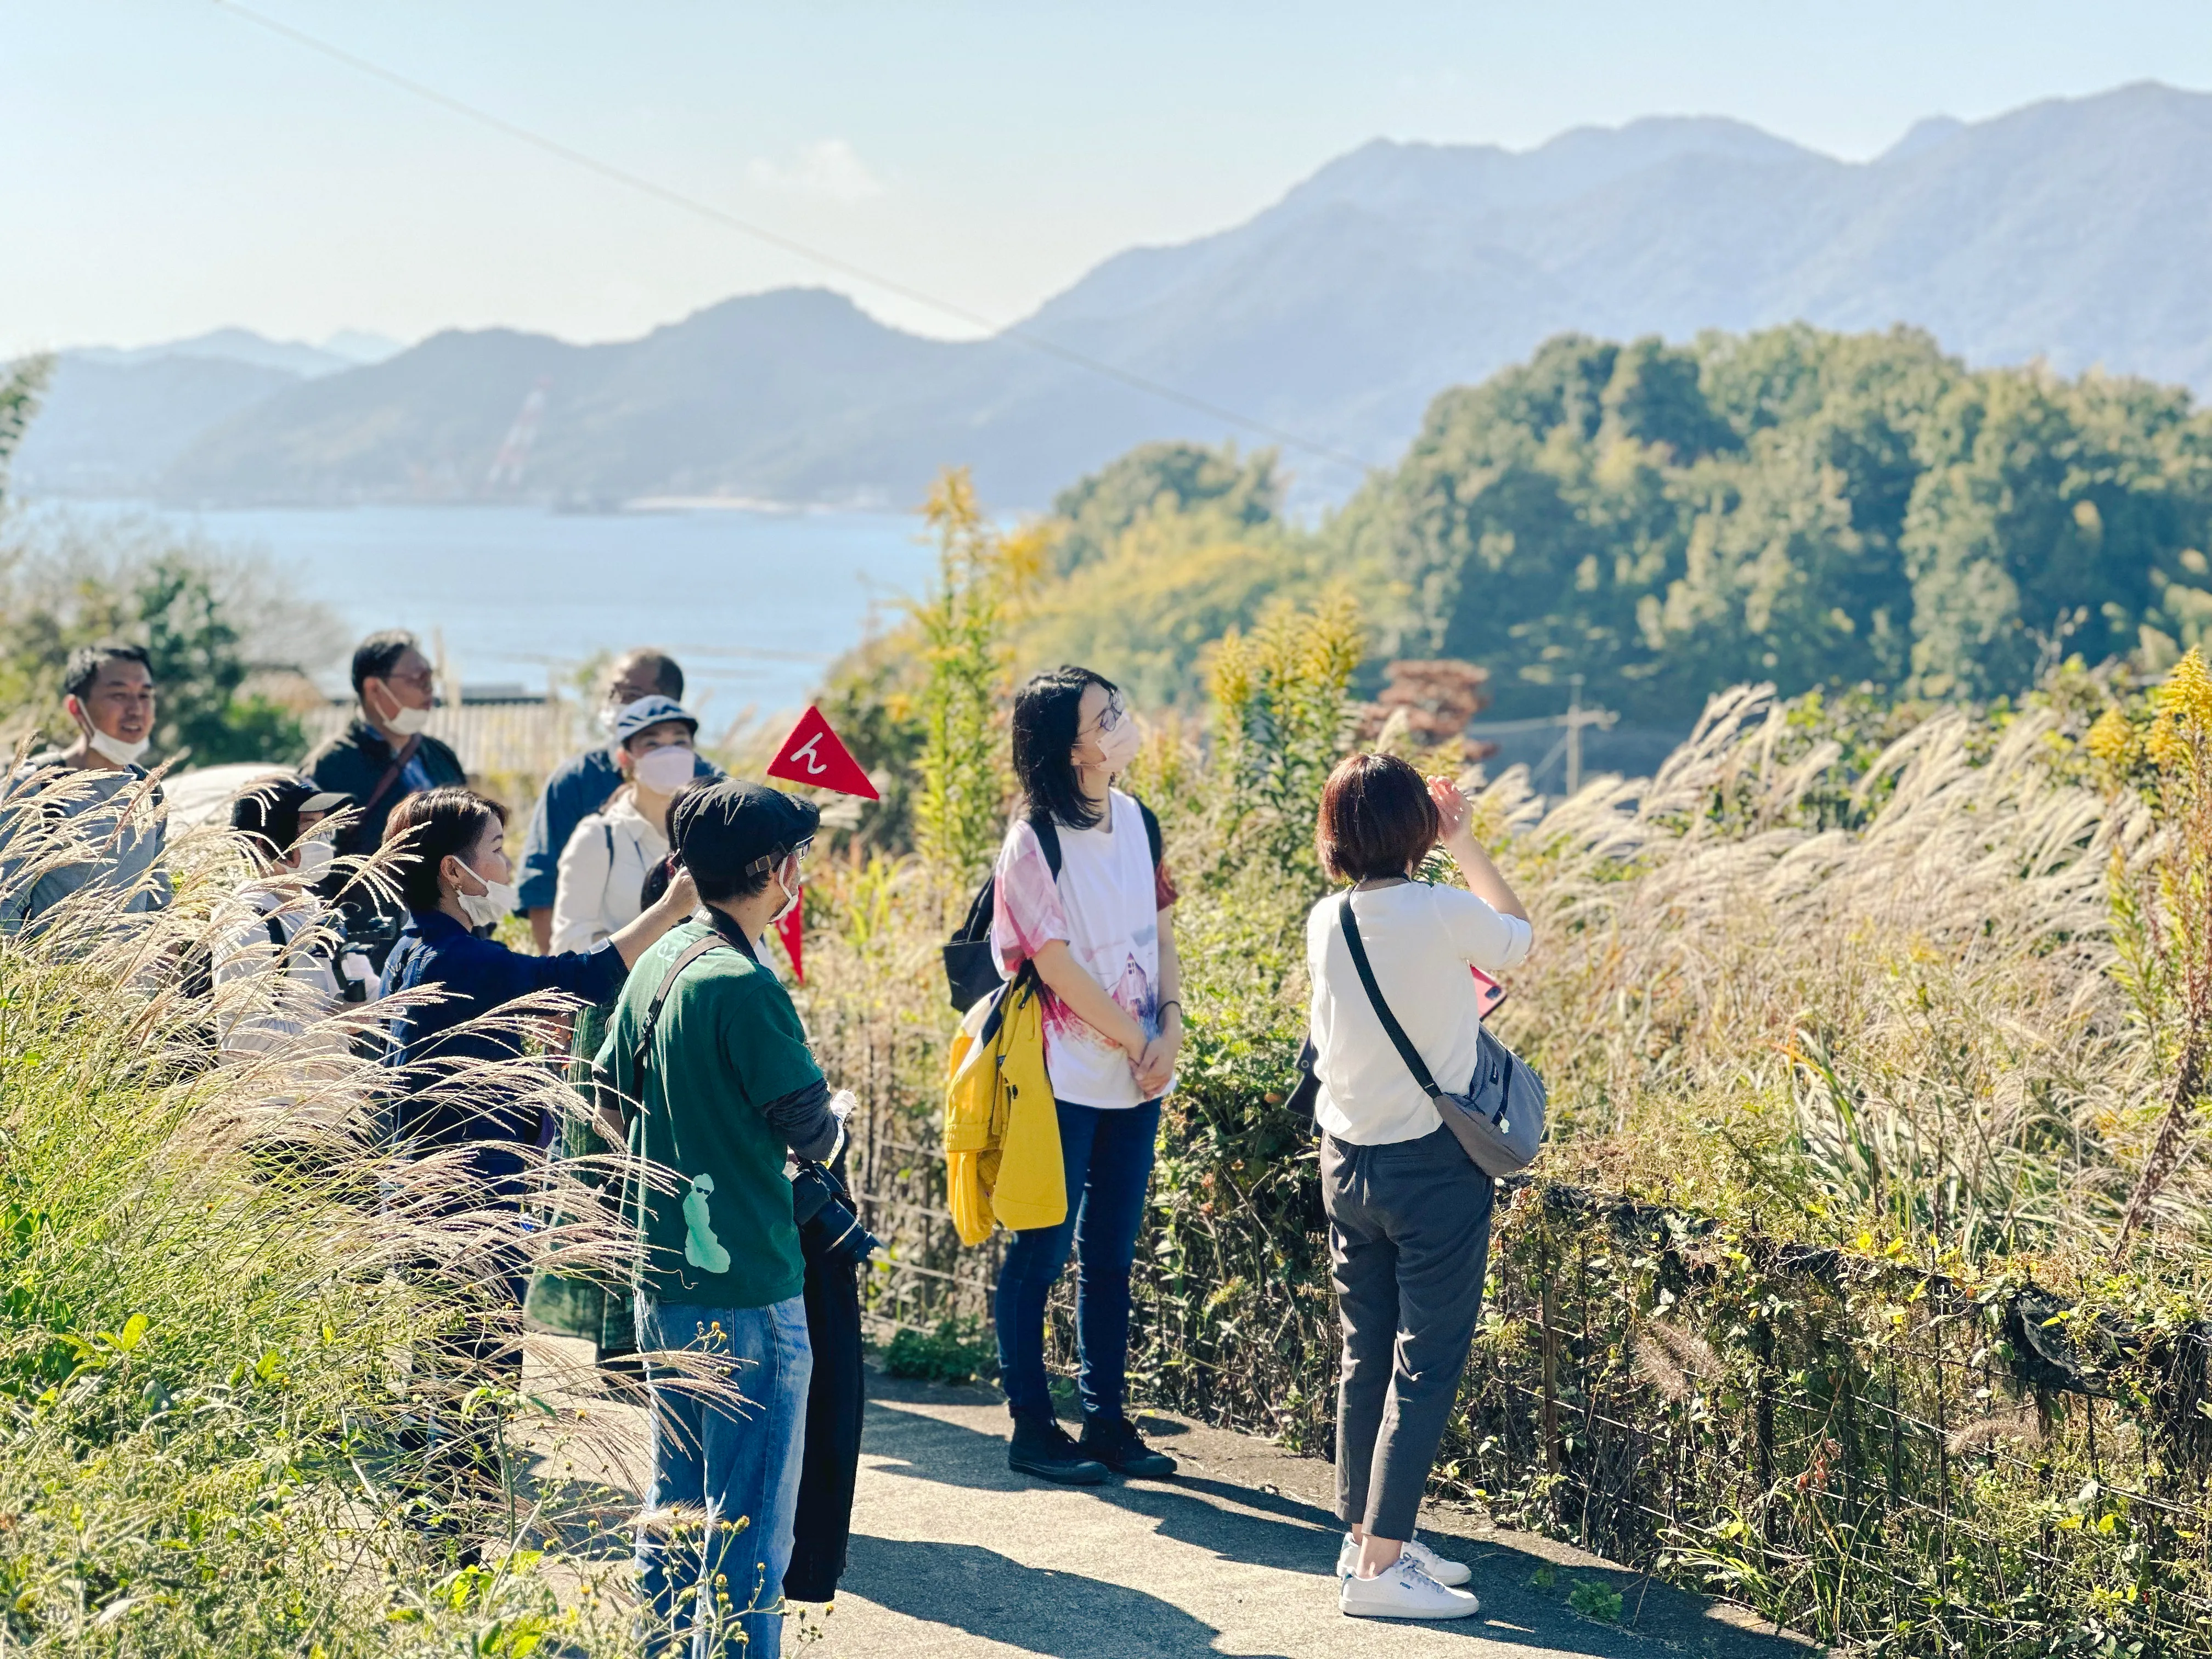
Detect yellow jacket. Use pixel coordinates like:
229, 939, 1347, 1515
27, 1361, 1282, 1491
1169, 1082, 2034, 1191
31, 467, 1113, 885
944, 974, 1065, 1245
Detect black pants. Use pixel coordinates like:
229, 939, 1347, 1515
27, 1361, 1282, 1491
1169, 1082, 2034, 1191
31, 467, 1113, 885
1322, 1125, 1494, 1541
782, 1217, 866, 1602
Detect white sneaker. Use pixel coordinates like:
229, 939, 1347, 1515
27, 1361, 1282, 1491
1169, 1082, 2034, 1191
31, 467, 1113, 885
1339, 1555, 1481, 1620
1335, 1533, 1472, 1587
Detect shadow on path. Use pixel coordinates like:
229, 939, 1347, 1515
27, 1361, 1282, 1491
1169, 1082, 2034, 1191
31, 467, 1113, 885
848, 1536, 1294, 1659
856, 1385, 1815, 1659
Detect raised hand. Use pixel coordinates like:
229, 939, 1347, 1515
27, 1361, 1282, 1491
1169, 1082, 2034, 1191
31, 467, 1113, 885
1428, 774, 1473, 842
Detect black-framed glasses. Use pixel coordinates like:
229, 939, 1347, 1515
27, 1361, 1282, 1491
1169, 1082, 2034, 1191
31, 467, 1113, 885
1087, 695, 1127, 737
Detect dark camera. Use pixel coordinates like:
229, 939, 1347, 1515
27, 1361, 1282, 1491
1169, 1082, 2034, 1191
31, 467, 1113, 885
791, 1164, 880, 1267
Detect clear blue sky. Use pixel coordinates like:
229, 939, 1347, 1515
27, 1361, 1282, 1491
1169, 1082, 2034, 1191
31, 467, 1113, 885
5, 1, 2208, 357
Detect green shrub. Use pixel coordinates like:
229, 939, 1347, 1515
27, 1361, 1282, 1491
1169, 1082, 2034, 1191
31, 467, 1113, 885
1567, 1578, 1623, 1622
881, 1318, 996, 1385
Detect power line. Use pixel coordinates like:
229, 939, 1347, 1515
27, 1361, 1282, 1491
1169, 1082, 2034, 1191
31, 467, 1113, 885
207, 0, 1379, 477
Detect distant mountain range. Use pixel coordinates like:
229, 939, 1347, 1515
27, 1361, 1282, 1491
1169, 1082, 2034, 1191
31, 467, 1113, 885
16, 329, 404, 496
17, 80, 2212, 510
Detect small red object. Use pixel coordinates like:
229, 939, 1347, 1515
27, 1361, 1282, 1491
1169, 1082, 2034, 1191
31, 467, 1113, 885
776, 905, 804, 985
766, 705, 878, 799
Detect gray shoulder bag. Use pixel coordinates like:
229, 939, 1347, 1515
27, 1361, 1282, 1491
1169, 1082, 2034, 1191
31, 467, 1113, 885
1336, 892, 1546, 1178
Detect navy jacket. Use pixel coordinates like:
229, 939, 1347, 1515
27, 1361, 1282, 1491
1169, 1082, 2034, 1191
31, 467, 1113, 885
380, 909, 628, 1198
517, 744, 720, 913
305, 718, 467, 860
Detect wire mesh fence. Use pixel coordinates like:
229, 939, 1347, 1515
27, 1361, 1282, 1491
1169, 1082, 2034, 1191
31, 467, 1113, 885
825, 1029, 2212, 1656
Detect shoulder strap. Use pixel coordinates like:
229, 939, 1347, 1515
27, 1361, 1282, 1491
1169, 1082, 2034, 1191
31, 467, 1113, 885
633, 934, 730, 1072
1031, 811, 1062, 879
1135, 797, 1163, 868
1338, 893, 1442, 1100
264, 913, 289, 953
359, 734, 422, 819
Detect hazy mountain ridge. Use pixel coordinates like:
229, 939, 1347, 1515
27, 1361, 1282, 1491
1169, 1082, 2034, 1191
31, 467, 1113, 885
27, 80, 2212, 510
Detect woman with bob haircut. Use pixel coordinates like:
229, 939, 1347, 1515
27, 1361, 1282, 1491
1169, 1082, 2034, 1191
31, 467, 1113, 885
377, 786, 698, 1227
989, 666, 1183, 1487
1306, 752, 1531, 1621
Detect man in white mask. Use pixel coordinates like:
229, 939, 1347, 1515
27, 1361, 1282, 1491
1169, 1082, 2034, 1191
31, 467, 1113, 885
0, 641, 172, 936
304, 630, 467, 966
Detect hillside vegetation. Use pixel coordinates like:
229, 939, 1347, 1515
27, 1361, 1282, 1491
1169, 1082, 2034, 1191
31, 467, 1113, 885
808, 476, 2212, 1651
1003, 323, 2212, 723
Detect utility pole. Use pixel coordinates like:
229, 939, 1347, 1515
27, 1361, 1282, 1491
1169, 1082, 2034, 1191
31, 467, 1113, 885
1566, 674, 1584, 796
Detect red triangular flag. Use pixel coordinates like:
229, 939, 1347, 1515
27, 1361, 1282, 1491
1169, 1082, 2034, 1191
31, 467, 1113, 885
766, 705, 878, 799
776, 904, 803, 984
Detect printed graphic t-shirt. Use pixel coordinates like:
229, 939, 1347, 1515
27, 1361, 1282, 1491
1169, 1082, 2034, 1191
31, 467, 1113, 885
990, 789, 1177, 1109
597, 917, 821, 1308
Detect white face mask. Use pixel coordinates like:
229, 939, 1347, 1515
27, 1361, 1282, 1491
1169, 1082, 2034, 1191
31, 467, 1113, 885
385, 704, 432, 737
631, 743, 696, 795
772, 857, 802, 926
294, 837, 336, 877
451, 859, 518, 929
72, 697, 150, 766
87, 727, 151, 767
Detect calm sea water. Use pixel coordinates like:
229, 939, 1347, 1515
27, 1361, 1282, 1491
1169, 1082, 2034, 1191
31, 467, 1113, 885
24, 500, 939, 720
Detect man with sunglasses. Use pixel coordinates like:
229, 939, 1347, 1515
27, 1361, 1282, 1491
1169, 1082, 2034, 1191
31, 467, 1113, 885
598, 778, 845, 1658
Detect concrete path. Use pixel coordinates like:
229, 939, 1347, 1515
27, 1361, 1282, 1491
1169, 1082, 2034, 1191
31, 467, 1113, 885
521, 1341, 1815, 1658
809, 1372, 1810, 1659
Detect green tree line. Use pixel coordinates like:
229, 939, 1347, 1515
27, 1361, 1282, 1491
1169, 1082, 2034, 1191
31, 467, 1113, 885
1009, 324, 2212, 721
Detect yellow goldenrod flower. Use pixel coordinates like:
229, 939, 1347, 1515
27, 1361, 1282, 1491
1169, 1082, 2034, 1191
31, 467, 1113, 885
2147, 715, 2191, 771
2085, 706, 2136, 768
2146, 648, 2212, 769
2157, 647, 2212, 726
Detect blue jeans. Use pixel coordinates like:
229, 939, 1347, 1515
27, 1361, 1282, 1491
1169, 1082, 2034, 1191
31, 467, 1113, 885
994, 1098, 1161, 1424
634, 1296, 812, 1659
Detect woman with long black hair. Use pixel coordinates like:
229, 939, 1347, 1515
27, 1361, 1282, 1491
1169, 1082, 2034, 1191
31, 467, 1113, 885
990, 667, 1182, 1485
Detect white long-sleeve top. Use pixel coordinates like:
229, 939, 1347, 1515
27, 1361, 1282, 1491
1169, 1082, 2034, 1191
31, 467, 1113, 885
213, 881, 346, 1059
551, 789, 670, 956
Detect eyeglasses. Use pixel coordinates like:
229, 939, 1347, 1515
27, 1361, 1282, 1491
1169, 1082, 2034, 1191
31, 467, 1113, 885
742, 838, 815, 877
1086, 695, 1127, 737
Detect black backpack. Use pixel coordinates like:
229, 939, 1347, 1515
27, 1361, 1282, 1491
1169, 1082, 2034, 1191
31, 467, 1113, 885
941, 798, 1162, 1012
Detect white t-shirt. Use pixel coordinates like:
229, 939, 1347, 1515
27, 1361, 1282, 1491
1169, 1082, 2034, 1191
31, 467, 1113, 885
1306, 881, 1533, 1147
551, 791, 670, 955
990, 789, 1176, 1109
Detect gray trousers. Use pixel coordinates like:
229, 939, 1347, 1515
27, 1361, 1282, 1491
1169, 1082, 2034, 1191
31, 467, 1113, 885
1322, 1124, 1496, 1541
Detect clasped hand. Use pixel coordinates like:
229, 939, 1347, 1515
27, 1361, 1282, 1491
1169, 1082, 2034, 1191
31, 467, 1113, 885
1130, 1022, 1181, 1098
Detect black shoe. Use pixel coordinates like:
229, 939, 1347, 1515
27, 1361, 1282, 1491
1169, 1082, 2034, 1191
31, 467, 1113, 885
1081, 1414, 1178, 1479
1007, 1417, 1110, 1486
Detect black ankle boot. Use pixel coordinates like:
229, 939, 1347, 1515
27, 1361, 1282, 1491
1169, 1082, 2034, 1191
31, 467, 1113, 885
1007, 1415, 1110, 1486
1080, 1414, 1178, 1479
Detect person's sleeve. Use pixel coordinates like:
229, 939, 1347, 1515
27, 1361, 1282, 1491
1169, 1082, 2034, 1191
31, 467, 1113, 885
989, 821, 1069, 977
721, 977, 823, 1109
1433, 885, 1532, 972
693, 752, 723, 781
549, 817, 610, 954
515, 766, 565, 912
1153, 857, 1179, 911
759, 1076, 842, 1163
518, 936, 629, 1005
